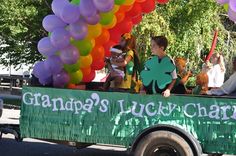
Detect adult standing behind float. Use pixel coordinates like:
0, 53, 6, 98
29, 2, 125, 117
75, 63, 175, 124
207, 56, 236, 96
110, 33, 140, 92
203, 53, 226, 89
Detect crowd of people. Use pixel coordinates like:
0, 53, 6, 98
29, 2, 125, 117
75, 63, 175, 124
104, 33, 236, 98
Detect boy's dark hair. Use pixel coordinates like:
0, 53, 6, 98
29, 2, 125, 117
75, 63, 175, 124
151, 36, 168, 51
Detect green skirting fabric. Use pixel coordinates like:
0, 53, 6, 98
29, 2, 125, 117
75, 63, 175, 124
20, 87, 236, 154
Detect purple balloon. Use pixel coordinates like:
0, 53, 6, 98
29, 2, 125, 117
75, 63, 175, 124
228, 7, 236, 22
44, 56, 63, 75
33, 61, 52, 79
39, 76, 53, 86
37, 37, 58, 57
60, 45, 80, 64
93, 0, 114, 12
84, 13, 100, 25
50, 28, 71, 49
69, 20, 88, 40
61, 4, 80, 24
229, 0, 236, 12
79, 0, 97, 18
216, 0, 229, 5
42, 15, 67, 32
52, 0, 70, 17
53, 71, 70, 88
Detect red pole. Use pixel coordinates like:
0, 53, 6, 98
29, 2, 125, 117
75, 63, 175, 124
205, 29, 218, 62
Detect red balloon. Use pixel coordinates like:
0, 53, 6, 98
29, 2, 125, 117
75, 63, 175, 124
104, 41, 116, 57
82, 70, 96, 82
116, 11, 125, 23
126, 3, 142, 18
141, 0, 156, 13
118, 17, 133, 34
156, 0, 169, 4
132, 14, 143, 25
109, 26, 122, 43
91, 59, 105, 70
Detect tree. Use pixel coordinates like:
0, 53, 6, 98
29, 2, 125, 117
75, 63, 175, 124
133, 0, 236, 77
0, 0, 52, 68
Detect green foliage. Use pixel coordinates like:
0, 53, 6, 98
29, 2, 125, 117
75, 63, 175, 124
0, 0, 52, 68
133, 0, 236, 76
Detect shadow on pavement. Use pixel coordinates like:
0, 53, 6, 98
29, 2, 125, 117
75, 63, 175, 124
0, 137, 131, 156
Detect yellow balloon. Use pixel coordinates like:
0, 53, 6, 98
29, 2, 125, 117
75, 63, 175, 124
69, 70, 83, 84
79, 54, 93, 68
103, 16, 117, 29
112, 5, 120, 13
86, 24, 102, 39
123, 0, 135, 6
91, 39, 95, 48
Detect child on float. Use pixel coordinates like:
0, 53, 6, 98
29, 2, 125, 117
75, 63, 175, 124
189, 72, 209, 95
141, 36, 177, 97
109, 33, 140, 92
172, 57, 192, 94
202, 53, 225, 89
103, 45, 125, 89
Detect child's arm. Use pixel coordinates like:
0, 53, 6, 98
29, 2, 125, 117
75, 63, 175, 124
111, 55, 132, 67
162, 79, 176, 97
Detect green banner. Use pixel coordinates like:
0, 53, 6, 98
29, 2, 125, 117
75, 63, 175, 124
20, 87, 236, 154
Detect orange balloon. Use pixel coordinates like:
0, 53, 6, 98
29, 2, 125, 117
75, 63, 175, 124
112, 5, 120, 13
79, 54, 93, 68
95, 29, 110, 45
119, 4, 133, 12
67, 83, 77, 89
116, 11, 125, 23
136, 0, 146, 2
91, 45, 105, 61
91, 39, 95, 48
123, 0, 135, 6
81, 67, 91, 76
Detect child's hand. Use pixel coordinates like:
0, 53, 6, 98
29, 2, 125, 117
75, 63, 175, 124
162, 89, 171, 97
187, 71, 192, 77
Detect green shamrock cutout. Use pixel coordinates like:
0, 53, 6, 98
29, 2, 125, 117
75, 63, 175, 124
140, 56, 176, 94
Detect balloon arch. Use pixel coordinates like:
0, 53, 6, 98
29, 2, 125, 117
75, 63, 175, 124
34, 0, 236, 88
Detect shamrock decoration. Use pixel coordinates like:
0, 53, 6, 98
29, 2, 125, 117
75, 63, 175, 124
140, 56, 176, 94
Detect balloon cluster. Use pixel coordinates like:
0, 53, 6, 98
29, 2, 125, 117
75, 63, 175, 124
217, 0, 236, 22
33, 0, 169, 88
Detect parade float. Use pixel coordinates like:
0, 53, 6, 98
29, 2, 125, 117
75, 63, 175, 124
1, 0, 236, 156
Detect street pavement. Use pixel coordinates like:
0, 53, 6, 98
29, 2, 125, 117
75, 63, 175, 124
0, 108, 234, 156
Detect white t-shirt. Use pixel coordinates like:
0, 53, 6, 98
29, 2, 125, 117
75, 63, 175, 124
207, 64, 225, 88
207, 72, 236, 95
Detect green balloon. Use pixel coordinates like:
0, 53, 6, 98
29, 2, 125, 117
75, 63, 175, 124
223, 4, 229, 12
100, 12, 114, 25
115, 0, 125, 5
69, 70, 83, 84
71, 0, 80, 5
71, 39, 92, 56
127, 61, 134, 75
64, 60, 80, 73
